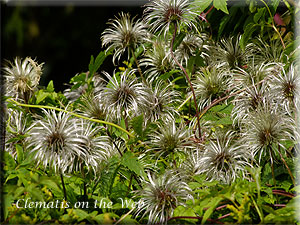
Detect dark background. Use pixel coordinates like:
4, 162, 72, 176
1, 2, 145, 91
1, 1, 293, 92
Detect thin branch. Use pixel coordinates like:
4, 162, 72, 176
130, 47, 145, 82
60, 173, 67, 201
114, 208, 135, 225
272, 190, 295, 198
217, 213, 231, 220
198, 78, 267, 121
170, 22, 202, 139
7, 98, 134, 138
277, 145, 295, 186
260, 0, 285, 49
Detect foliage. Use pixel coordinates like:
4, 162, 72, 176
2, 0, 299, 224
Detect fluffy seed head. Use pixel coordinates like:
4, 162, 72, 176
210, 36, 254, 69
101, 12, 148, 64
193, 67, 229, 108
3, 57, 43, 102
6, 109, 31, 159
134, 171, 193, 224
147, 120, 194, 158
196, 131, 253, 184
175, 32, 209, 65
143, 0, 198, 37
241, 105, 294, 164
140, 38, 174, 82
139, 80, 180, 121
101, 69, 147, 120
28, 110, 88, 174
269, 63, 300, 114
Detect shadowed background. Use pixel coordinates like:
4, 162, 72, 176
1, 1, 146, 91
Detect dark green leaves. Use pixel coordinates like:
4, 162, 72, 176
194, 0, 213, 13
121, 152, 146, 178
213, 0, 229, 14
88, 50, 112, 78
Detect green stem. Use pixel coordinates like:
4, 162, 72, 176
177, 94, 192, 110
130, 47, 145, 82
260, 0, 285, 49
250, 195, 264, 223
7, 98, 134, 138
60, 173, 67, 201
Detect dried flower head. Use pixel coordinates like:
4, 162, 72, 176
140, 38, 174, 82
140, 80, 180, 121
179, 147, 204, 180
6, 109, 31, 159
76, 92, 108, 121
175, 32, 209, 65
253, 37, 290, 64
210, 36, 254, 69
269, 63, 300, 114
101, 70, 147, 120
134, 171, 193, 224
196, 131, 252, 184
3, 57, 43, 102
231, 61, 273, 89
241, 104, 294, 164
143, 0, 198, 37
232, 82, 270, 123
193, 67, 229, 108
101, 12, 148, 64
74, 121, 111, 173
28, 110, 88, 174
147, 120, 194, 158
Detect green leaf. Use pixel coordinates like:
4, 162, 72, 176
36, 90, 49, 104
248, 0, 257, 13
3, 151, 16, 170
160, 70, 181, 80
240, 22, 259, 50
264, 204, 296, 223
94, 213, 119, 224
3, 194, 14, 220
89, 51, 112, 77
172, 32, 186, 51
218, 15, 230, 39
208, 103, 233, 114
217, 116, 232, 125
70, 72, 87, 84
119, 215, 138, 224
194, 0, 213, 13
121, 152, 146, 178
254, 7, 266, 23
89, 55, 94, 75
19, 152, 35, 167
173, 205, 197, 218
201, 197, 223, 224
40, 177, 62, 196
15, 144, 24, 164
73, 209, 89, 222
46, 80, 55, 92
131, 115, 144, 137
130, 44, 146, 65
98, 157, 120, 197
213, 0, 229, 14
270, 0, 281, 14
14, 186, 25, 198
